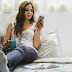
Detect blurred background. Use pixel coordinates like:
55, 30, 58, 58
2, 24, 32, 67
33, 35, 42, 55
0, 0, 72, 57
0, 0, 72, 12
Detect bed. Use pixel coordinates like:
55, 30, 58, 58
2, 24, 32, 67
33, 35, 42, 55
13, 57, 72, 72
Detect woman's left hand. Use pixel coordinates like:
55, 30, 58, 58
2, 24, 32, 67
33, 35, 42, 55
36, 19, 44, 31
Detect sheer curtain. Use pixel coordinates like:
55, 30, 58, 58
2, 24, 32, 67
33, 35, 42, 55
34, 0, 48, 12
0, 0, 32, 12
0, 0, 72, 12
34, 0, 72, 12
1, 0, 15, 12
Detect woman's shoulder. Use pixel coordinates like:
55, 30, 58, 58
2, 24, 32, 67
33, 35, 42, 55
8, 23, 12, 28
12, 21, 17, 28
7, 23, 12, 32
13, 21, 17, 27
8, 21, 17, 29
9, 21, 16, 26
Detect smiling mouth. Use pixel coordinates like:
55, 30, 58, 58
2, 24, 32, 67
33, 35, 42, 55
27, 15, 31, 17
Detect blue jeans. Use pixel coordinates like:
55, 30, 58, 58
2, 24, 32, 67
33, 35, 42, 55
3, 45, 38, 72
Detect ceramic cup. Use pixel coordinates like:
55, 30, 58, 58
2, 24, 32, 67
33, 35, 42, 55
9, 40, 17, 50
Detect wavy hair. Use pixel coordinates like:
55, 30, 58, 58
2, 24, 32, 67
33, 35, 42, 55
14, 1, 35, 36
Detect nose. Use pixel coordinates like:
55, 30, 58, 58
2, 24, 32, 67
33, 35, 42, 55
28, 10, 31, 13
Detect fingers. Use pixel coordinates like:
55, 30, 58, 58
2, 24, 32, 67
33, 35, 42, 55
3, 42, 9, 48
39, 20, 43, 27
37, 20, 43, 27
5, 45, 9, 48
6, 41, 9, 45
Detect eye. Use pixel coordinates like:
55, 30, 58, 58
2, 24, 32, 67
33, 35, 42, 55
31, 9, 33, 12
25, 9, 33, 12
25, 9, 29, 11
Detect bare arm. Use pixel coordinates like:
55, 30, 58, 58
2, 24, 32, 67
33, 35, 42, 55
3, 23, 12, 48
33, 27, 41, 49
33, 20, 43, 49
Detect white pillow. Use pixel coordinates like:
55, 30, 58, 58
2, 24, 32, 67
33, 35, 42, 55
38, 29, 60, 59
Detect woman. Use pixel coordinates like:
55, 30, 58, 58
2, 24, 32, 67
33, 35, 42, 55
0, 1, 43, 72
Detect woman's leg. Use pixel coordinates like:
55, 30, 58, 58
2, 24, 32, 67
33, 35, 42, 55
21, 46, 38, 63
6, 45, 38, 66
0, 50, 9, 72
5, 45, 38, 71
6, 45, 26, 66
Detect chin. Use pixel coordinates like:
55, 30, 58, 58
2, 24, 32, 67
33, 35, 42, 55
27, 17, 32, 20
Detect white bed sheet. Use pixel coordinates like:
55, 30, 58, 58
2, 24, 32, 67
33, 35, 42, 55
13, 58, 72, 72
13, 63, 72, 72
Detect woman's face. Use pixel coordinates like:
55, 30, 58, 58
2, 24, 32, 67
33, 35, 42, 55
25, 4, 33, 20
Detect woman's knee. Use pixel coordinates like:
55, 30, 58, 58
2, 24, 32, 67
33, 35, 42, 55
23, 50, 38, 63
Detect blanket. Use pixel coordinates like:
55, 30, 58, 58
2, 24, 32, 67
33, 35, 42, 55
34, 57, 72, 63
13, 57, 72, 72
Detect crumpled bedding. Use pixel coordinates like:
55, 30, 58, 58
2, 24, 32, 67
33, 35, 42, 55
34, 57, 72, 63
13, 57, 72, 72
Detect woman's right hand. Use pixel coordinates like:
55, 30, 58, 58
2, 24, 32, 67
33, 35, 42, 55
3, 41, 10, 49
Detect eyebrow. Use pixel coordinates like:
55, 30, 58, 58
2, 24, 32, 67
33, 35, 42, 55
25, 8, 33, 10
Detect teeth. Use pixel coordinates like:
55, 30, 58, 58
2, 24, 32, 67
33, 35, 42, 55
28, 15, 30, 16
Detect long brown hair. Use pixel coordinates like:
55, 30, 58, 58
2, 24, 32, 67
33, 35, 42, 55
14, 1, 35, 36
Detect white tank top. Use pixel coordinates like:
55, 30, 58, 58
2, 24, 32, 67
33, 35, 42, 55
11, 22, 38, 53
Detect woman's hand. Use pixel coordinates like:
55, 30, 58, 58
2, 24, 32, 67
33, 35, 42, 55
3, 41, 9, 49
36, 19, 44, 31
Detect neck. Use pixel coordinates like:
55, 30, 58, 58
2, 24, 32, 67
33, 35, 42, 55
24, 19, 30, 25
